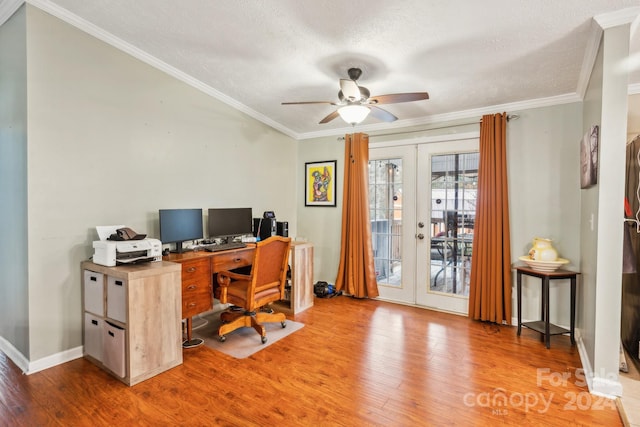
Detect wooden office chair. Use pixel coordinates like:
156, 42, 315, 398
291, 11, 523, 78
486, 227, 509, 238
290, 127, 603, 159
216, 236, 292, 343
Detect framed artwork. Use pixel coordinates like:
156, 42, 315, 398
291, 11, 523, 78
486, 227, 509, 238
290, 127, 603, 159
580, 125, 599, 189
305, 160, 337, 206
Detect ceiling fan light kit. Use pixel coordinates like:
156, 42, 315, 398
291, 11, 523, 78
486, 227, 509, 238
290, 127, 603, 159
282, 67, 429, 126
338, 105, 371, 125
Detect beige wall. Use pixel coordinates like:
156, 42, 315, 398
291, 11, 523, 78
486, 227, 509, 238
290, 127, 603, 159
0, 5, 29, 358
591, 23, 630, 395
20, 5, 297, 363
580, 30, 603, 379
298, 103, 584, 328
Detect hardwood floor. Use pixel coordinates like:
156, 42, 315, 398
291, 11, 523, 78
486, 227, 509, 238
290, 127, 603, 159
0, 296, 622, 426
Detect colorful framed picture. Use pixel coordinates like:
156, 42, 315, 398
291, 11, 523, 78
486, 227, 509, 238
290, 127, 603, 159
305, 160, 337, 207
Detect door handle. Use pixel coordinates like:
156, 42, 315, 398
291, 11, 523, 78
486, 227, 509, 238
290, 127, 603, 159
416, 233, 424, 240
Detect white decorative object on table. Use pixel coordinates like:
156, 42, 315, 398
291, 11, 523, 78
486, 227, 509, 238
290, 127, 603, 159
528, 237, 558, 261
521, 237, 569, 272
518, 256, 569, 272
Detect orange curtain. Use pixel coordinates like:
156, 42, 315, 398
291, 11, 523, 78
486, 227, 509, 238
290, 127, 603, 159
335, 132, 379, 298
468, 113, 512, 324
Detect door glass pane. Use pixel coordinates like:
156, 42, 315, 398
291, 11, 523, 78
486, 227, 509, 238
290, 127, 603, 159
429, 152, 478, 296
369, 158, 402, 286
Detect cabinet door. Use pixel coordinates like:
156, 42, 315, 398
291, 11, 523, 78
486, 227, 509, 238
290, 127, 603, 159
83, 270, 104, 316
107, 276, 127, 323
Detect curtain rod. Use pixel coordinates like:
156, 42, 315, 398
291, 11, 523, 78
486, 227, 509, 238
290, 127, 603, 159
337, 113, 520, 140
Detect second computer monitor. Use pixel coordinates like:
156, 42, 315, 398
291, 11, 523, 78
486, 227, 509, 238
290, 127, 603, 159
208, 208, 253, 239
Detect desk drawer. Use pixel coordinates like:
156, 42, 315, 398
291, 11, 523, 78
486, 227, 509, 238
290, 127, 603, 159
212, 249, 253, 272
181, 258, 211, 281
182, 281, 212, 318
182, 294, 212, 318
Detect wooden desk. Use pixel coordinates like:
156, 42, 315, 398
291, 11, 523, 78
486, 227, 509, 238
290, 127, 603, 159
164, 246, 254, 346
515, 266, 578, 349
164, 242, 313, 346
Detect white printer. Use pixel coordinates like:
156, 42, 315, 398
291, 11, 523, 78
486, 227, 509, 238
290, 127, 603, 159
92, 225, 162, 267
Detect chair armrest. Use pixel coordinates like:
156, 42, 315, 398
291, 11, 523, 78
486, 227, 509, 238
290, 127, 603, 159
217, 270, 251, 287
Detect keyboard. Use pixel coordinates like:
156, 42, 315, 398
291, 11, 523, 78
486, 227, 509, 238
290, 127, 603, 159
202, 242, 247, 252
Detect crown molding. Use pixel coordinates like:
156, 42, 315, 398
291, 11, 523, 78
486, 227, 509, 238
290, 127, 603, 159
0, 0, 23, 26
594, 6, 640, 29
576, 20, 603, 100
26, 0, 300, 140
10, 1, 640, 141
295, 93, 582, 140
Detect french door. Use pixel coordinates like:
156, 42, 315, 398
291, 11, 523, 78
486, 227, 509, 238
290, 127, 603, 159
370, 136, 478, 314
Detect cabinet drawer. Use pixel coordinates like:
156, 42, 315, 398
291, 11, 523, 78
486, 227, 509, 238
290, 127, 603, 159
181, 258, 211, 281
107, 276, 127, 323
84, 312, 103, 362
83, 270, 104, 316
103, 321, 126, 378
212, 249, 253, 272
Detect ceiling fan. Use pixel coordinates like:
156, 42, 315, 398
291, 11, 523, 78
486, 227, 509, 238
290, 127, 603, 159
282, 67, 429, 125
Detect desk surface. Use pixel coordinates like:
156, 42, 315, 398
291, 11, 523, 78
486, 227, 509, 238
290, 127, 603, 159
163, 244, 256, 263
163, 241, 312, 262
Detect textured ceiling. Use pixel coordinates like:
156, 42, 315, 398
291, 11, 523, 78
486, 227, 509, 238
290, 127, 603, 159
5, 0, 640, 139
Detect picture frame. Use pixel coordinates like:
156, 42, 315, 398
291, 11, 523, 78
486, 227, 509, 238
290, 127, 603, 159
580, 125, 599, 189
305, 160, 337, 207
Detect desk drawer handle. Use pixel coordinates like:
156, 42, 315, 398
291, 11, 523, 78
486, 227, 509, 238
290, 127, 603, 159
187, 302, 196, 308
186, 284, 197, 291
234, 258, 242, 263
186, 267, 197, 273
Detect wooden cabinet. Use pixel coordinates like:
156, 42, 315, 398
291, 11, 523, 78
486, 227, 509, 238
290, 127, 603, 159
277, 242, 314, 315
81, 261, 182, 386
179, 257, 212, 319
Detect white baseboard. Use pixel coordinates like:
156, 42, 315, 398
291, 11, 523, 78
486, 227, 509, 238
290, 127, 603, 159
575, 331, 623, 398
0, 335, 83, 375
27, 346, 83, 375
0, 335, 30, 373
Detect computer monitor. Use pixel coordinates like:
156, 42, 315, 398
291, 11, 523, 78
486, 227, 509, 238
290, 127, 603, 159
208, 208, 253, 240
159, 208, 203, 253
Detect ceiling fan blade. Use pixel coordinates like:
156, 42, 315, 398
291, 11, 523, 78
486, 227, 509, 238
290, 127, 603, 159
369, 92, 429, 105
282, 101, 334, 105
319, 110, 340, 124
340, 79, 360, 101
369, 106, 398, 122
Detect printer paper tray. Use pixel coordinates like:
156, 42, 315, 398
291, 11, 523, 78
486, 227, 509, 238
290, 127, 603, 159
116, 256, 155, 265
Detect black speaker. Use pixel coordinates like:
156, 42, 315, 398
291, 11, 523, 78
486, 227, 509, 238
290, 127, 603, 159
253, 218, 276, 241
276, 221, 289, 237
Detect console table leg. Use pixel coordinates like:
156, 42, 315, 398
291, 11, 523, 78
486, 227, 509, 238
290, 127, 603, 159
517, 271, 522, 336
570, 277, 576, 345
544, 278, 550, 349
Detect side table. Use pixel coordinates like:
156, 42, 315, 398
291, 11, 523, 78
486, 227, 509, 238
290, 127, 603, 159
515, 266, 579, 349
